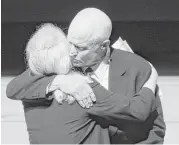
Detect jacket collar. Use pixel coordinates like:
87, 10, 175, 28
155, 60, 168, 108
109, 48, 127, 76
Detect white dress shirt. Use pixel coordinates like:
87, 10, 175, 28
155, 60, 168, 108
91, 61, 110, 90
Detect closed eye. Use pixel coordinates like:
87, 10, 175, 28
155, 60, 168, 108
74, 45, 87, 51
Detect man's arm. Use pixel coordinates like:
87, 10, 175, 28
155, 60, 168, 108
137, 90, 166, 144
87, 60, 157, 123
112, 38, 165, 142
87, 81, 155, 123
6, 69, 56, 101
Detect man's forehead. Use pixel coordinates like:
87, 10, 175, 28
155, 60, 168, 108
69, 37, 92, 48
68, 25, 94, 46
70, 40, 99, 52
68, 8, 112, 47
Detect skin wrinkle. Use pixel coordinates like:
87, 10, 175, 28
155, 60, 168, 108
69, 30, 106, 49
69, 33, 94, 48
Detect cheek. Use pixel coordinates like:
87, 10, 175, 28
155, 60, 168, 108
78, 51, 98, 63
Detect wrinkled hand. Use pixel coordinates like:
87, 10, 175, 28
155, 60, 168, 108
53, 90, 75, 104
48, 72, 96, 108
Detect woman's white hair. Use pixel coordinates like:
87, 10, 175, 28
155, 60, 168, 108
26, 23, 71, 75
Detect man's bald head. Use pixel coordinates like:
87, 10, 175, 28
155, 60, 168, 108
68, 8, 112, 47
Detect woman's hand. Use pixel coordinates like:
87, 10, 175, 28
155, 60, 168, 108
53, 90, 75, 105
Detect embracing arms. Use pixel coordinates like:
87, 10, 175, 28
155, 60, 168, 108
6, 68, 156, 123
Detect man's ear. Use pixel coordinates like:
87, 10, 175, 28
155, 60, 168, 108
103, 40, 111, 64
101, 40, 110, 50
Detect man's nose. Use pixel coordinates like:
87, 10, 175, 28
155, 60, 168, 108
70, 45, 78, 57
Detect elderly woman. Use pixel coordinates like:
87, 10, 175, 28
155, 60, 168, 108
26, 23, 83, 103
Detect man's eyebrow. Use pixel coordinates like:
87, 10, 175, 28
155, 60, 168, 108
74, 44, 87, 50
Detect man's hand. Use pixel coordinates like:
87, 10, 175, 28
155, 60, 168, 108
48, 72, 96, 108
143, 63, 158, 93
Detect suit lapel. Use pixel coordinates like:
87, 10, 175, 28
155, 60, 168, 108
108, 49, 127, 94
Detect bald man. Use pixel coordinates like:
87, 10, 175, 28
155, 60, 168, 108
7, 8, 165, 144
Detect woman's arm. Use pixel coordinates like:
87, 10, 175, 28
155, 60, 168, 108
6, 69, 56, 101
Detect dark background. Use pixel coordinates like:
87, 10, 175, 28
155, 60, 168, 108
2, 0, 179, 75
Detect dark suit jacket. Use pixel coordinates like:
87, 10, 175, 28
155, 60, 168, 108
6, 49, 166, 144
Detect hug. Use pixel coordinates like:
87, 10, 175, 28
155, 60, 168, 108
6, 8, 165, 144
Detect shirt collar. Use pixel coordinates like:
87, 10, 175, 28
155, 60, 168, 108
94, 61, 109, 80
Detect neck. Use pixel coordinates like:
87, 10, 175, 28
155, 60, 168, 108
90, 47, 111, 71
90, 60, 102, 71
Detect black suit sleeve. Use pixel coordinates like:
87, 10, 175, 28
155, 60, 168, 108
87, 82, 155, 123
6, 69, 56, 101
88, 82, 165, 144
137, 87, 166, 144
